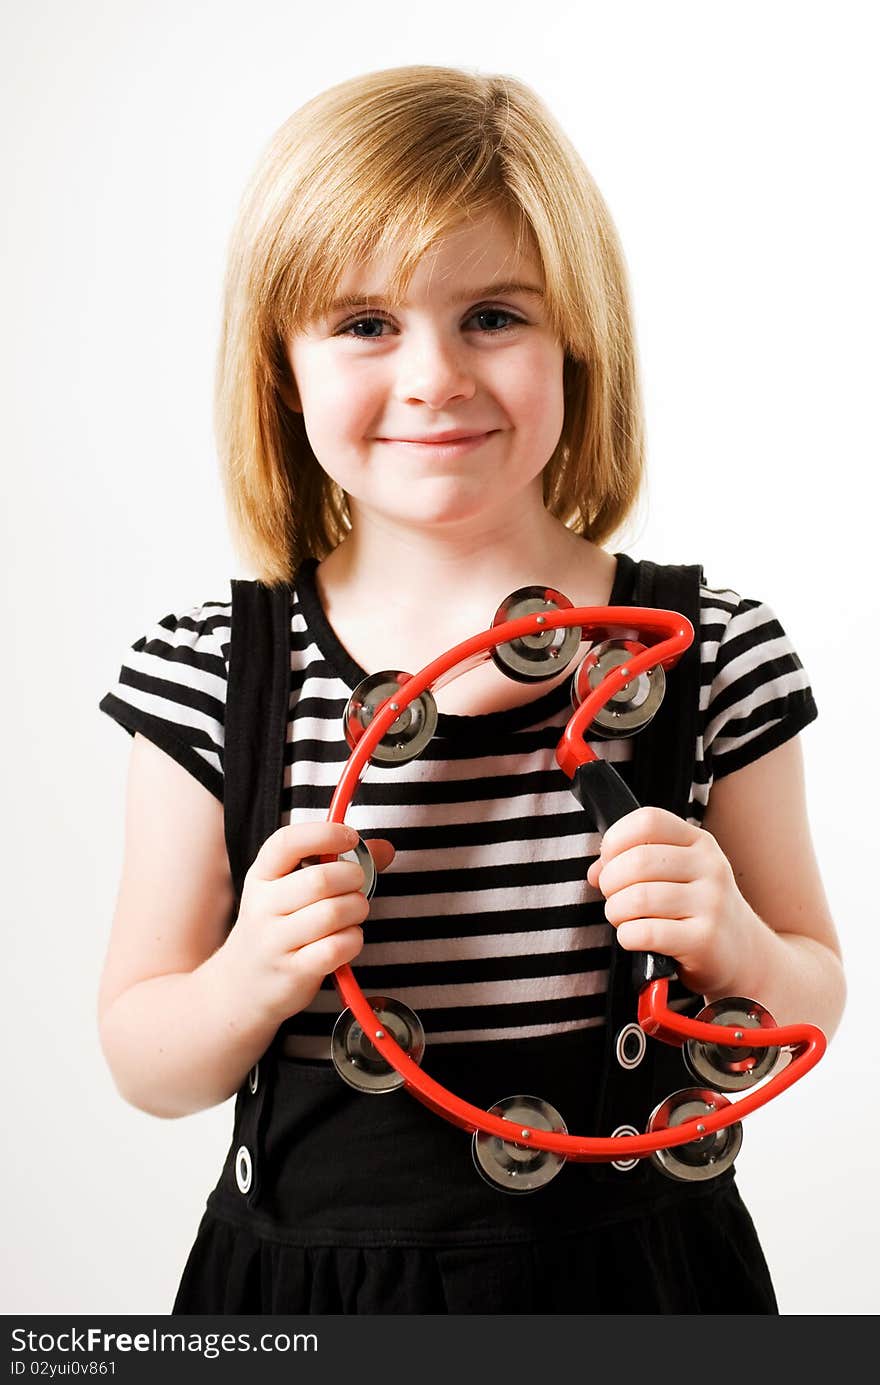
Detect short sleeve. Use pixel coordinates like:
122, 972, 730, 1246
98, 592, 232, 803
701, 592, 818, 782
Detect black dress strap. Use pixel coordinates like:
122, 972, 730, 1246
630, 559, 704, 816
224, 579, 294, 905
223, 578, 294, 1205
589, 558, 705, 1177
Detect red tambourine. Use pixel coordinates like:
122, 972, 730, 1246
312, 585, 825, 1193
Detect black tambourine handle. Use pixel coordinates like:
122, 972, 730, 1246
571, 759, 678, 991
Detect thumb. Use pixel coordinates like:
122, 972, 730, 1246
363, 837, 395, 873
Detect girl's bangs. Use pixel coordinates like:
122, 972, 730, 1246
279, 170, 533, 333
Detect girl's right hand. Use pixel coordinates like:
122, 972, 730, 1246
218, 821, 395, 1026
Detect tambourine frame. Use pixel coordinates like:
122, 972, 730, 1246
317, 602, 826, 1163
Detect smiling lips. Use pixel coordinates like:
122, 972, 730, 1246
375, 430, 497, 454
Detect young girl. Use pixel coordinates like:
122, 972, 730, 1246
97, 65, 845, 1315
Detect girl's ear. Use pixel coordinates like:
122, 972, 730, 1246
279, 373, 303, 413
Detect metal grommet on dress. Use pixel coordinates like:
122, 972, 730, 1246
615, 1022, 647, 1070
247, 1062, 259, 1095
234, 1144, 253, 1195
610, 1124, 641, 1172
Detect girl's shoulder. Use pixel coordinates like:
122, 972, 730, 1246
98, 581, 235, 803
142, 584, 234, 659
122, 583, 235, 691
693, 571, 818, 782
696, 571, 805, 679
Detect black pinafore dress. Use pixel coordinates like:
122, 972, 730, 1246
173, 556, 778, 1315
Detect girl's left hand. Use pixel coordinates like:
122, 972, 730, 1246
586, 806, 762, 998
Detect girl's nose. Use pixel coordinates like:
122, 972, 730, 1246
394, 332, 476, 408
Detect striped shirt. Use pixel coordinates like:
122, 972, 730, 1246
99, 554, 818, 1056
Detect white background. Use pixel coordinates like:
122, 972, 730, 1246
2, 0, 878, 1315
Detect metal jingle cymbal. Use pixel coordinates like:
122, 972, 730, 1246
571, 640, 665, 738
343, 671, 438, 764
490, 586, 581, 684
338, 833, 377, 901
648, 1086, 743, 1183
684, 997, 781, 1092
331, 997, 426, 1094
472, 1094, 568, 1194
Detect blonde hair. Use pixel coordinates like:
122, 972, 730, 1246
216, 65, 645, 585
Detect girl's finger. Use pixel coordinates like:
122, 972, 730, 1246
590, 843, 696, 895
597, 806, 699, 867
276, 858, 368, 913
602, 880, 692, 927
302, 834, 396, 876
362, 837, 395, 873
275, 889, 371, 953
262, 834, 396, 917
253, 820, 359, 882
614, 918, 691, 957
290, 925, 367, 987
613, 919, 713, 994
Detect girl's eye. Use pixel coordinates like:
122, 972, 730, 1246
466, 307, 525, 333
339, 315, 391, 339
335, 307, 526, 339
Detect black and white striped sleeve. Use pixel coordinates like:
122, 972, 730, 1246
98, 594, 231, 803
701, 591, 818, 782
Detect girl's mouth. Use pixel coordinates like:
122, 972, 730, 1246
375, 431, 497, 456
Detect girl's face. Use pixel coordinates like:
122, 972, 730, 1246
284, 210, 565, 533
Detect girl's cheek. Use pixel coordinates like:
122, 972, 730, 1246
508, 350, 564, 411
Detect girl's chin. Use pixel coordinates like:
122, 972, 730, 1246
352, 495, 498, 530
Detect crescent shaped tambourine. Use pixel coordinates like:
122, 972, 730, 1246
308, 585, 825, 1192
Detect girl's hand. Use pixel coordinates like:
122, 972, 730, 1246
218, 820, 395, 1026
586, 806, 762, 998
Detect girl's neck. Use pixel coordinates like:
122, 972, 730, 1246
316, 505, 614, 636
313, 508, 619, 716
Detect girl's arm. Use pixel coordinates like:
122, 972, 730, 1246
697, 733, 845, 1033
587, 735, 846, 1037
98, 733, 260, 1118
98, 734, 387, 1119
